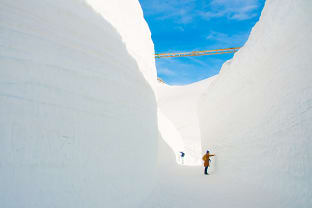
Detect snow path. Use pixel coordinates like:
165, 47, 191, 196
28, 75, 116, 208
140, 139, 281, 208
142, 167, 280, 208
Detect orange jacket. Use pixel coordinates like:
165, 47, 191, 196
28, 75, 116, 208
202, 153, 215, 167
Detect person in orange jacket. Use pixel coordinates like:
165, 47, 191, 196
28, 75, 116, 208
202, 150, 215, 175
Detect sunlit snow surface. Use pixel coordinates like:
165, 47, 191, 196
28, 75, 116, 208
199, 0, 312, 206
156, 78, 216, 165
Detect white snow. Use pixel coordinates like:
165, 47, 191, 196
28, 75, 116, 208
1, 0, 312, 207
0, 0, 158, 207
156, 78, 216, 165
198, 0, 312, 206
149, 0, 312, 207
157, 110, 184, 162
85, 0, 157, 87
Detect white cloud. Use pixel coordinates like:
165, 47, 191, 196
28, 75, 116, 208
157, 67, 176, 76
155, 55, 224, 85
174, 26, 185, 32
140, 0, 261, 23
206, 31, 250, 47
140, 0, 196, 24
200, 0, 260, 20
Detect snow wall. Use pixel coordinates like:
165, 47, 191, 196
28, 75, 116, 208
199, 0, 312, 206
85, 0, 157, 88
0, 0, 158, 207
157, 78, 215, 165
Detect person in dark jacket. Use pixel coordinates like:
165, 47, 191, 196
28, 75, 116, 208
202, 150, 215, 175
180, 152, 185, 165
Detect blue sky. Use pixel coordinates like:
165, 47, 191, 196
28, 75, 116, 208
138, 0, 265, 85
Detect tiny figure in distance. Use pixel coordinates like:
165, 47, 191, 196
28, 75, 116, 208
180, 152, 185, 165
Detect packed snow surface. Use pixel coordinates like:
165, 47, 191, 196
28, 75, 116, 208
0, 0, 158, 207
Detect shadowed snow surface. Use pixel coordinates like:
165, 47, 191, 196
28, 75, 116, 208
0, 0, 157, 207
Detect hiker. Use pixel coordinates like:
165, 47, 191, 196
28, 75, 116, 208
202, 150, 215, 175
180, 152, 185, 165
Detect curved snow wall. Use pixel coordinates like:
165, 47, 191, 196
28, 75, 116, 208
0, 0, 158, 207
199, 0, 312, 206
156, 78, 216, 165
85, 0, 157, 88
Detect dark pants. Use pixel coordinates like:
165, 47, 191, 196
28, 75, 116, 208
204, 166, 208, 175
